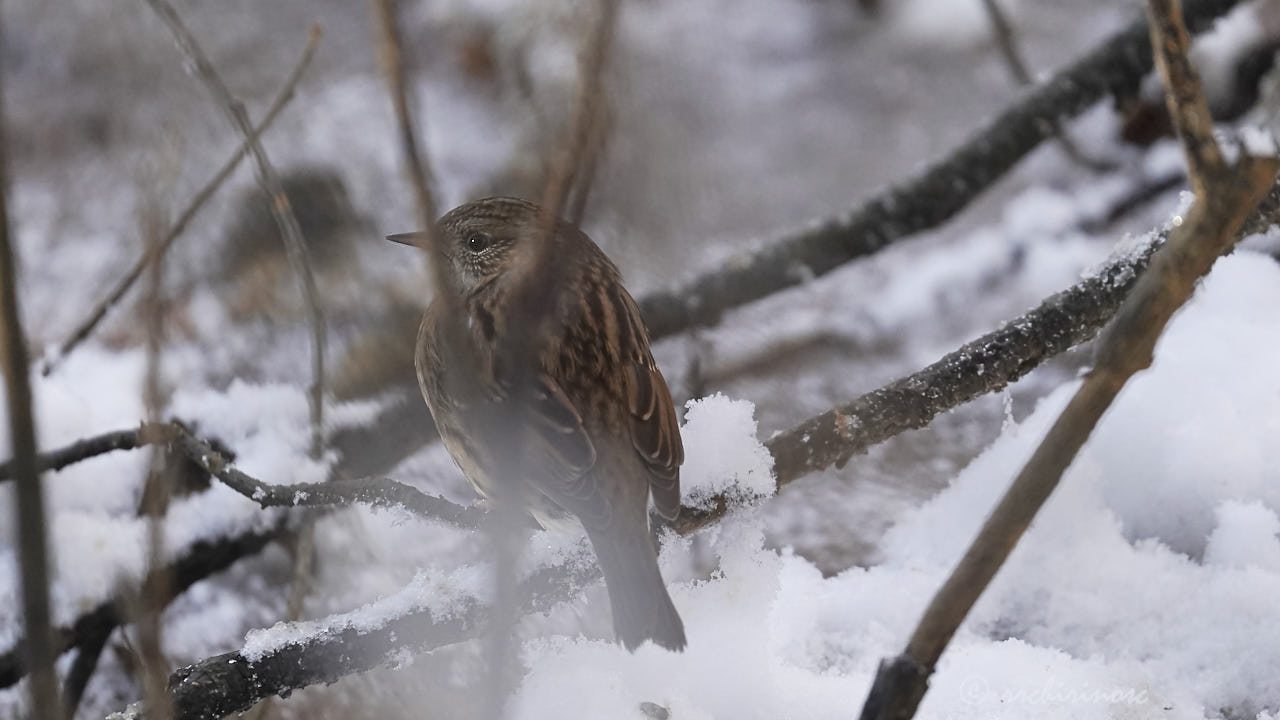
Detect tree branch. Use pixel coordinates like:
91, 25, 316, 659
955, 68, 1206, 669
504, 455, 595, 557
142, 2, 328, 458
167, 423, 490, 531
0, 427, 146, 482
369, 0, 442, 256
637, 0, 1240, 341
39, 30, 320, 378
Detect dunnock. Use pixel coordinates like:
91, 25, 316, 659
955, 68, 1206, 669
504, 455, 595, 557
391, 197, 686, 651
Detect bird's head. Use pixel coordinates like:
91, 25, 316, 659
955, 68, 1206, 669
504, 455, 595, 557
388, 196, 545, 300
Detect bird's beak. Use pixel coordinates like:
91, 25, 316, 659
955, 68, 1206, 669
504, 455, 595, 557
386, 231, 425, 246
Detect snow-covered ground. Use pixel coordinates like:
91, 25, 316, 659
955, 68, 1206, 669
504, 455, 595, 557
3, 0, 1280, 717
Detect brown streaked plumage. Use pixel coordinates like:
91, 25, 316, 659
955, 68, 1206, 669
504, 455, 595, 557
396, 197, 686, 651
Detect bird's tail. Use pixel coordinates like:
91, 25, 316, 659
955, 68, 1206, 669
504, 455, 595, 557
586, 526, 686, 651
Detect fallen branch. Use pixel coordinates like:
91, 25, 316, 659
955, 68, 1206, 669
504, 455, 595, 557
856, 0, 1280, 715
143, 2, 328, 458
39, 30, 320, 377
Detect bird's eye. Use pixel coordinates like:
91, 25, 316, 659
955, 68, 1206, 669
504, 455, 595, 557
466, 232, 492, 253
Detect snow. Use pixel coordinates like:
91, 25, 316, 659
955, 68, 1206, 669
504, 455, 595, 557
679, 394, 775, 510
0, 355, 376, 652
504, 253, 1280, 720
241, 565, 489, 662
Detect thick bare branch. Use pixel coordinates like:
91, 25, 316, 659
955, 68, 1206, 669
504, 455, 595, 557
40, 31, 320, 377
143, 2, 328, 457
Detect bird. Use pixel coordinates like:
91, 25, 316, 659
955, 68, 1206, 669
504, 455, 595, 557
389, 196, 687, 651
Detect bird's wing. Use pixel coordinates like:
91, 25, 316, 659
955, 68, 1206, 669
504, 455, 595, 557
612, 286, 684, 521
520, 371, 612, 526
517, 278, 682, 527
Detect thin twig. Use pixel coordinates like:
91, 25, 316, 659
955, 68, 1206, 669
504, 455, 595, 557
979, 0, 1114, 172
142, 2, 327, 458
855, 1, 1279, 716
0, 40, 62, 719
369, 0, 442, 268
41, 32, 320, 377
135, 196, 174, 720
169, 423, 490, 530
0, 428, 143, 481
536, 0, 618, 240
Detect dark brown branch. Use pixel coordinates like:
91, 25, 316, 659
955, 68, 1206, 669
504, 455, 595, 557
39, 31, 320, 377
60, 617, 113, 718
143, 2, 328, 458
856, 1, 1279, 715
637, 0, 1240, 341
0, 42, 61, 718
0, 427, 146, 482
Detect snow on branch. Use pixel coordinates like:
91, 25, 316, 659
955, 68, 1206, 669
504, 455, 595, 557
636, 0, 1243, 341
166, 424, 492, 531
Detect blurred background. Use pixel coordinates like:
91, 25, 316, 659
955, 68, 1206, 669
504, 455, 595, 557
3, 0, 1280, 716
